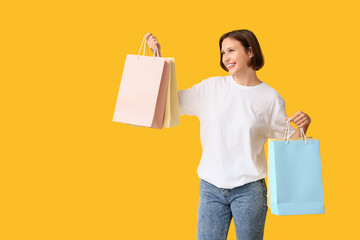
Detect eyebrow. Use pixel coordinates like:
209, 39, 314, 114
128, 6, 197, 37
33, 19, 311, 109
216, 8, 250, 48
221, 47, 235, 52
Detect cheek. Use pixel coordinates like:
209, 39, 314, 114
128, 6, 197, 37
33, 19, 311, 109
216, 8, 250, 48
236, 55, 248, 65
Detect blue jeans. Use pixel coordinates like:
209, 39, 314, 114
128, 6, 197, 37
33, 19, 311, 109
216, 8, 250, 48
197, 179, 268, 240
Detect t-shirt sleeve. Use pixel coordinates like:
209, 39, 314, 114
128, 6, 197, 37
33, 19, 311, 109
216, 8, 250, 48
178, 81, 204, 116
267, 97, 296, 139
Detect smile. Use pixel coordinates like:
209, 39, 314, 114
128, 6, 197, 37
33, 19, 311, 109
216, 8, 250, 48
227, 63, 236, 69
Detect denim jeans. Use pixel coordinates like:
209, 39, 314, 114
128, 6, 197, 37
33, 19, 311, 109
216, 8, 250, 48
197, 179, 268, 240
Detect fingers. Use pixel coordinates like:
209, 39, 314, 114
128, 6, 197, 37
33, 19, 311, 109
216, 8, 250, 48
297, 118, 308, 128
287, 111, 311, 127
292, 111, 304, 124
150, 37, 159, 48
144, 32, 152, 43
144, 33, 161, 51
144, 33, 157, 44
288, 110, 301, 121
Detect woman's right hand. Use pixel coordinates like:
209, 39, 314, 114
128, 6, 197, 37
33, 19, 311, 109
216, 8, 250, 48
145, 32, 161, 57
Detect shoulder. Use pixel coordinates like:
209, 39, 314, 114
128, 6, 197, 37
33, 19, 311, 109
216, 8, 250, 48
198, 75, 229, 89
261, 82, 285, 105
256, 83, 287, 115
190, 75, 227, 91
201, 75, 226, 85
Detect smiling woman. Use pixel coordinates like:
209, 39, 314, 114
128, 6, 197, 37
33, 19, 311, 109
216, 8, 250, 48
145, 29, 312, 240
219, 29, 264, 72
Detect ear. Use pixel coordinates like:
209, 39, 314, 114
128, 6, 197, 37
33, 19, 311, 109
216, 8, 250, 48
248, 47, 254, 58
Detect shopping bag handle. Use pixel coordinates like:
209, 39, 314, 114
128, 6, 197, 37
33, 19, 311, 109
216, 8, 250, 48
283, 118, 308, 144
137, 35, 160, 60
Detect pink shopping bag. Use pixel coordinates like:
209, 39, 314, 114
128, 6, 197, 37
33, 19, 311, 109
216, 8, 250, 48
113, 36, 170, 129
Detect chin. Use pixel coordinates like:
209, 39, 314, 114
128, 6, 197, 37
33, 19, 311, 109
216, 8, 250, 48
229, 69, 236, 75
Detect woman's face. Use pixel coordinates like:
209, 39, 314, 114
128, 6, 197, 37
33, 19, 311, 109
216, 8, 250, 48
221, 37, 253, 74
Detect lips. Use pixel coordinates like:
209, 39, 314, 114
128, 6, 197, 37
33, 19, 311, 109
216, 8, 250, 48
227, 63, 236, 69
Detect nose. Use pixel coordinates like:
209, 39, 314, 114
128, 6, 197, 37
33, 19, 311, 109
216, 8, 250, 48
223, 53, 230, 63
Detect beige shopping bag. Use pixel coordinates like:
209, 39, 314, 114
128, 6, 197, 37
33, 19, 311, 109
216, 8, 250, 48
163, 57, 180, 128
113, 36, 170, 129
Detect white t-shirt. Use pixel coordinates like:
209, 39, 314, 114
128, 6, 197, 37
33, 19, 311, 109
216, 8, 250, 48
178, 75, 296, 189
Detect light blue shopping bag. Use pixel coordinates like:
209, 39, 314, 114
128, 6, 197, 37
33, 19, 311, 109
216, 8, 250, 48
268, 120, 325, 215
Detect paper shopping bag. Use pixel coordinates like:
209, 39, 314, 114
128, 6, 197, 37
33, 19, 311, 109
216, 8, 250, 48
163, 58, 180, 128
113, 36, 170, 129
268, 122, 325, 215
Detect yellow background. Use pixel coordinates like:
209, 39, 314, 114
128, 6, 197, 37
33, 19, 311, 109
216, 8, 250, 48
1, 0, 359, 239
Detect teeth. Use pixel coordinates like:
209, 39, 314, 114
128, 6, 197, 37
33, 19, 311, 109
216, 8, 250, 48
227, 63, 235, 67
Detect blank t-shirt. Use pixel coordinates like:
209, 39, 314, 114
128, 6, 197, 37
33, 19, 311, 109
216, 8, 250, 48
178, 75, 295, 189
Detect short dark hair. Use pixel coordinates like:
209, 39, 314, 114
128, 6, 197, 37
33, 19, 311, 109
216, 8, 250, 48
219, 29, 264, 71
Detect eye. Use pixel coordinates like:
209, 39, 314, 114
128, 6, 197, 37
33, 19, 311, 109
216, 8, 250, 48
221, 49, 234, 55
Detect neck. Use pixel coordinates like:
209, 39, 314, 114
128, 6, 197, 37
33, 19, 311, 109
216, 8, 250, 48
232, 69, 261, 86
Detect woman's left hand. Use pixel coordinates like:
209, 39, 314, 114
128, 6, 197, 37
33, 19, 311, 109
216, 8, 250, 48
285, 111, 311, 129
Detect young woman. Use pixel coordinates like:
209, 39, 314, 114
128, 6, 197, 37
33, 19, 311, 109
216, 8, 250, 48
145, 30, 311, 240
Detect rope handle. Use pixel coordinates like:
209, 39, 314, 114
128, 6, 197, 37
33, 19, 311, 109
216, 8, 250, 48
282, 118, 308, 144
137, 34, 160, 60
